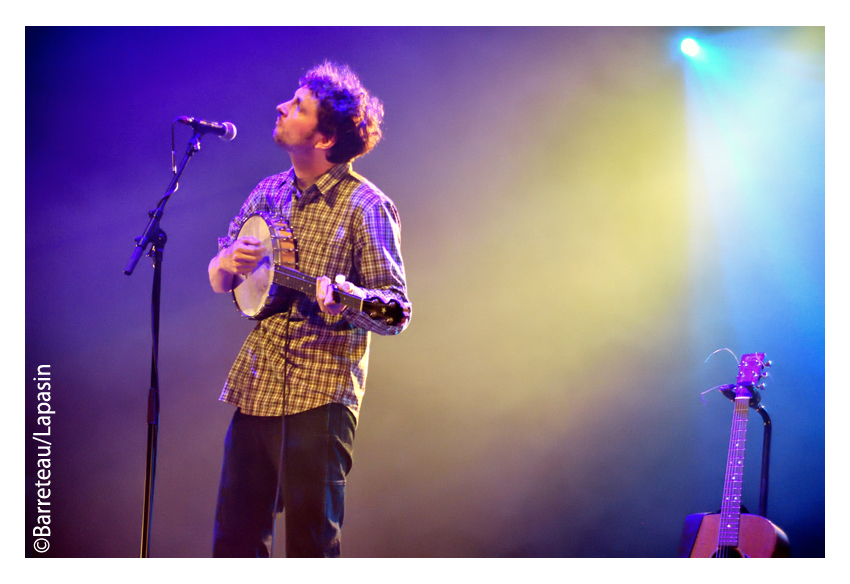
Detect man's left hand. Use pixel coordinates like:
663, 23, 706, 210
317, 275, 363, 316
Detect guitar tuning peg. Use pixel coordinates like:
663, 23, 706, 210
757, 383, 766, 389
764, 360, 772, 368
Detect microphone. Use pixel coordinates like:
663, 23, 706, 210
176, 116, 237, 141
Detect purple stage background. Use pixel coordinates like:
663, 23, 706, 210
25, 27, 825, 558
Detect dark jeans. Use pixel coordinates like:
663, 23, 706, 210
212, 404, 356, 557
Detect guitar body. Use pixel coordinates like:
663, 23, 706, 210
688, 512, 790, 558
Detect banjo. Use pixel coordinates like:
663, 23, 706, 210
230, 213, 404, 325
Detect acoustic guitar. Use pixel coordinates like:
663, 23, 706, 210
686, 353, 790, 558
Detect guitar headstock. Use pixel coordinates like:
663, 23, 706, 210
736, 353, 769, 387
727, 353, 770, 404
362, 297, 406, 326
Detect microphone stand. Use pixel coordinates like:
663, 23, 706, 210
124, 131, 203, 558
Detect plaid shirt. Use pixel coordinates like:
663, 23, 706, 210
217, 162, 410, 421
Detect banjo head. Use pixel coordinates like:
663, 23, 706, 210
231, 214, 295, 319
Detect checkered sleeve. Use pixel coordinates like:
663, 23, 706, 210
343, 196, 411, 336
217, 175, 283, 253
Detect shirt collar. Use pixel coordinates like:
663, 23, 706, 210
285, 162, 352, 199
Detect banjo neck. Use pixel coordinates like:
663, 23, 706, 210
273, 266, 364, 312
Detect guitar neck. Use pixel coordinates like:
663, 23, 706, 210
717, 393, 750, 548
273, 266, 364, 312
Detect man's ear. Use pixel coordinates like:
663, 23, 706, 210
314, 132, 336, 152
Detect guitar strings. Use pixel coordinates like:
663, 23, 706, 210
700, 383, 735, 405
716, 393, 750, 557
718, 398, 738, 558
704, 347, 739, 365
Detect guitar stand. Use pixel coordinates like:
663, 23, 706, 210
753, 405, 772, 518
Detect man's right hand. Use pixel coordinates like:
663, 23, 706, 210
219, 236, 265, 275
208, 236, 265, 293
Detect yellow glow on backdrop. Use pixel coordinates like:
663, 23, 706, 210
350, 29, 693, 556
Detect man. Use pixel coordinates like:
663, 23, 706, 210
208, 61, 411, 557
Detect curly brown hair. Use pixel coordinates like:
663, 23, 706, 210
299, 61, 384, 164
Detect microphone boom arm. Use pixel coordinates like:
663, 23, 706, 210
124, 132, 201, 275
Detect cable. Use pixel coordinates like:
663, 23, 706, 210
269, 191, 299, 557
269, 303, 292, 557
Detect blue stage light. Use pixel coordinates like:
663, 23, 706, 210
681, 38, 700, 57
